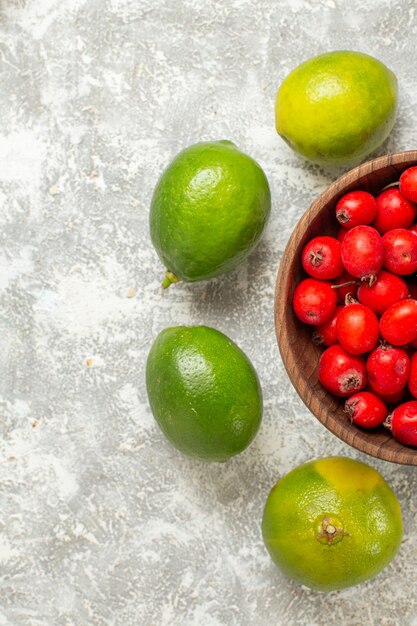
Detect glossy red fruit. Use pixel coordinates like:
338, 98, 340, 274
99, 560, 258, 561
409, 223, 417, 237
380, 299, 417, 345
301, 236, 343, 280
374, 386, 409, 406
407, 280, 417, 300
318, 345, 367, 397
373, 188, 417, 233
333, 270, 359, 303
337, 227, 348, 243
383, 228, 417, 275
400, 166, 417, 203
312, 306, 342, 346
341, 225, 384, 285
336, 191, 378, 229
366, 344, 410, 395
408, 352, 417, 399
404, 330, 417, 352
344, 391, 388, 428
357, 270, 408, 315
385, 401, 417, 446
336, 301, 379, 355
293, 278, 337, 325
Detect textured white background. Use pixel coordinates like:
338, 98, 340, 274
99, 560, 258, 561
1, 0, 417, 625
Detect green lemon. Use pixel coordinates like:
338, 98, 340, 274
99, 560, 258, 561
275, 51, 398, 166
149, 141, 271, 287
146, 325, 262, 462
262, 457, 402, 591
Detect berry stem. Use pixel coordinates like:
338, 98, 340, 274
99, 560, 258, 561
344, 399, 357, 423
363, 274, 378, 286
345, 293, 358, 305
381, 180, 400, 192
312, 331, 324, 345
309, 250, 323, 266
383, 414, 393, 430
331, 280, 360, 289
336, 210, 349, 224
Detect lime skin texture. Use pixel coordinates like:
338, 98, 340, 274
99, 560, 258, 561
150, 141, 271, 286
146, 325, 262, 462
275, 51, 398, 166
262, 456, 403, 591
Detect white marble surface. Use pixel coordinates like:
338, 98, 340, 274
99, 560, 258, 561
2, 0, 417, 624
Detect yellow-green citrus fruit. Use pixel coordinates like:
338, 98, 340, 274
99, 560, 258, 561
262, 457, 402, 591
146, 325, 262, 462
150, 141, 271, 287
275, 51, 398, 166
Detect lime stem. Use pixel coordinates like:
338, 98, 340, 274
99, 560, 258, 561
316, 515, 349, 545
162, 271, 181, 289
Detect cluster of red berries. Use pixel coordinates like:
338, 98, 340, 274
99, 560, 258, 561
292, 166, 417, 447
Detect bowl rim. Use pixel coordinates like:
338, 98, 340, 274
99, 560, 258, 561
275, 149, 417, 465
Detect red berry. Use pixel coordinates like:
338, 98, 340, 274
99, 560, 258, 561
344, 391, 388, 428
336, 301, 379, 355
386, 401, 417, 446
373, 188, 417, 233
337, 227, 348, 243
292, 278, 337, 325
333, 270, 359, 303
341, 225, 384, 285
318, 345, 367, 397
400, 166, 417, 203
312, 306, 342, 347
408, 352, 417, 399
301, 236, 343, 280
380, 299, 417, 345
336, 191, 377, 229
357, 270, 408, 315
374, 386, 409, 406
366, 344, 410, 395
407, 280, 417, 300
409, 335, 417, 350
383, 228, 417, 275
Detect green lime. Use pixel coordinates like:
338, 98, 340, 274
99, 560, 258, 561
262, 457, 402, 591
275, 51, 398, 166
146, 325, 262, 462
149, 141, 271, 287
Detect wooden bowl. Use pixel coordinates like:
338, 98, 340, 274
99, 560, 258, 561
275, 150, 417, 465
